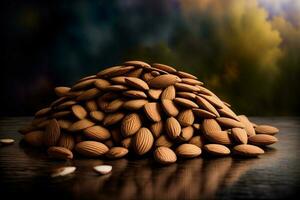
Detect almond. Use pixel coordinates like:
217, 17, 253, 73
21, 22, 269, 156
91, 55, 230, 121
161, 85, 176, 100
216, 117, 245, 128
195, 96, 219, 117
123, 99, 148, 110
218, 106, 239, 121
133, 128, 154, 155
153, 147, 177, 165
121, 113, 142, 137
144, 102, 162, 122
155, 135, 173, 148
85, 100, 98, 111
176, 92, 196, 100
24, 130, 44, 147
123, 90, 147, 99
204, 130, 232, 145
188, 135, 205, 148
54, 87, 71, 97
142, 72, 155, 82
94, 79, 111, 90
248, 134, 278, 146
121, 137, 132, 149
93, 165, 113, 175
44, 119, 61, 147
110, 76, 127, 84
55, 100, 76, 110
233, 144, 264, 157
124, 60, 151, 68
102, 112, 125, 126
202, 119, 222, 135
90, 111, 105, 121
161, 99, 179, 117
176, 71, 197, 79
193, 108, 216, 119
125, 77, 149, 90
52, 111, 72, 118
174, 97, 199, 108
178, 126, 194, 142
106, 147, 129, 159
58, 133, 75, 150
177, 109, 194, 127
71, 105, 87, 119
148, 89, 162, 100
152, 63, 177, 73
47, 146, 73, 160
150, 121, 164, 138
198, 94, 224, 108
51, 166, 76, 177
71, 79, 96, 90
238, 115, 256, 137
75, 141, 109, 157
104, 85, 127, 91
148, 74, 181, 88
204, 144, 230, 156
105, 99, 125, 112
68, 119, 95, 132
35, 107, 52, 117
97, 65, 134, 78
231, 128, 248, 144
126, 68, 143, 77
83, 125, 111, 141
175, 143, 201, 158
174, 82, 200, 93
165, 117, 181, 139
181, 78, 203, 86
255, 125, 279, 135
76, 88, 101, 101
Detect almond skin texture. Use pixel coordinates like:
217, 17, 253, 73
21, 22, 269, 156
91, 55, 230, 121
148, 74, 181, 89
152, 63, 177, 73
174, 97, 199, 108
44, 119, 61, 147
216, 117, 245, 128
238, 115, 256, 136
248, 134, 278, 146
133, 128, 154, 155
106, 147, 129, 159
150, 121, 164, 138
71, 105, 87, 119
47, 146, 73, 160
148, 89, 162, 100
123, 99, 148, 110
125, 77, 149, 90
102, 112, 125, 126
255, 125, 279, 135
177, 109, 194, 127
202, 119, 222, 135
195, 96, 219, 117
24, 130, 44, 147
204, 144, 231, 156
154, 147, 177, 165
233, 144, 264, 157
161, 85, 176, 100
161, 99, 179, 117
121, 113, 142, 137
204, 130, 232, 145
193, 108, 216, 119
83, 125, 111, 141
68, 119, 95, 132
155, 135, 173, 148
58, 134, 75, 150
175, 144, 202, 158
144, 102, 162, 122
188, 136, 205, 148
75, 141, 109, 157
165, 117, 182, 139
231, 128, 248, 144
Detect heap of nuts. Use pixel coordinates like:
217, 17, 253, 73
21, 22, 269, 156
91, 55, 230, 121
19, 61, 279, 164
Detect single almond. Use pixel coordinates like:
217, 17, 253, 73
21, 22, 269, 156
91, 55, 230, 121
125, 77, 149, 90
204, 130, 232, 145
177, 109, 194, 127
35, 107, 51, 117
178, 126, 194, 142
55, 100, 77, 110
93, 165, 112, 175
202, 119, 222, 135
54, 87, 71, 97
148, 74, 181, 89
83, 125, 111, 141
155, 135, 173, 148
85, 100, 98, 111
233, 144, 264, 157
90, 111, 105, 122
123, 90, 147, 99
94, 79, 111, 90
126, 68, 143, 77
174, 97, 199, 108
68, 119, 95, 132
97, 65, 134, 78
148, 89, 162, 100
174, 82, 200, 93
58, 133, 75, 150
24, 130, 44, 147
238, 115, 256, 137
188, 135, 205, 148
216, 117, 245, 128
76, 88, 101, 101
77, 74, 97, 83
165, 117, 181, 139
51, 166, 76, 178
218, 106, 239, 121
142, 72, 155, 82
75, 141, 109, 157
133, 128, 154, 155
181, 78, 203, 86
106, 147, 129, 159
121, 137, 132, 149
124, 60, 151, 68
198, 94, 224, 108
121, 113, 142, 137
150, 121, 164, 138
231, 128, 248, 144
161, 99, 179, 117
152, 63, 177, 73
176, 71, 197, 79
71, 105, 87, 119
71, 79, 96, 90
193, 108, 216, 118
248, 134, 278, 146
153, 147, 177, 165
204, 144, 230, 156
105, 98, 125, 112
110, 76, 127, 84
44, 119, 61, 147
161, 85, 176, 100
195, 96, 219, 117
176, 92, 196, 100
47, 146, 73, 160
123, 99, 148, 110
175, 143, 201, 158
102, 112, 125, 126
52, 111, 72, 118
255, 125, 279, 135
144, 102, 162, 122
57, 119, 72, 130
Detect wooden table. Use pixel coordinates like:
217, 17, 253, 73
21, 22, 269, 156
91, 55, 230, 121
0, 117, 299, 200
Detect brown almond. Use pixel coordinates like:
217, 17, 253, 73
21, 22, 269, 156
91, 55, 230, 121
121, 137, 132, 149
102, 112, 125, 126
204, 130, 232, 145
177, 109, 194, 127
188, 135, 205, 148
165, 117, 181, 139
126, 68, 143, 77
76, 88, 101, 101
103, 140, 114, 148
124, 60, 151, 68
75, 141, 109, 157
71, 105, 87, 119
152, 63, 177, 73
193, 123, 201, 130
125, 77, 149, 90
68, 119, 95, 132
255, 125, 279, 135
83, 125, 111, 141
218, 106, 239, 121
198, 94, 224, 108
121, 113, 142, 137
104, 85, 128, 91
155, 135, 173, 148
248, 134, 278, 146
181, 78, 203, 86
153, 147, 177, 165
90, 111, 105, 122
44, 119, 61, 147
150, 121, 164, 138
123, 90, 147, 99
176, 71, 197, 79
195, 96, 219, 117
174, 82, 200, 93
204, 144, 230, 156
216, 117, 245, 128
77, 74, 97, 83
233, 144, 264, 157
202, 119, 222, 135
105, 99, 125, 112
52, 111, 72, 118
35, 107, 51, 117
161, 99, 179, 117
161, 85, 176, 100
55, 100, 77, 110
175, 143, 201, 158
133, 128, 154, 155
174, 97, 199, 108
110, 76, 127, 84
148, 74, 181, 89
193, 108, 216, 119
54, 87, 71, 97
97, 65, 134, 78
176, 92, 196, 100
238, 115, 256, 137
231, 128, 248, 144
47, 146, 73, 160
71, 79, 96, 90
94, 79, 111, 90
144, 102, 162, 122
58, 133, 75, 150
123, 99, 148, 110
142, 72, 155, 82
148, 89, 162, 100
178, 126, 194, 142
106, 147, 129, 159
85, 100, 98, 111
23, 130, 44, 147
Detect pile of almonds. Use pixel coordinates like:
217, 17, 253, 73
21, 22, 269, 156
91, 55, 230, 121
19, 61, 279, 165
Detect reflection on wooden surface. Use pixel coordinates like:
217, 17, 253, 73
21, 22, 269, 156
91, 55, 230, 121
0, 117, 299, 200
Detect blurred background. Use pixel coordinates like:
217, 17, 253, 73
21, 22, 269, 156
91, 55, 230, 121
1, 0, 300, 116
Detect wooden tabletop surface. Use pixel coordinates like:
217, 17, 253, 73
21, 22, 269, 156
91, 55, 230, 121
0, 117, 299, 200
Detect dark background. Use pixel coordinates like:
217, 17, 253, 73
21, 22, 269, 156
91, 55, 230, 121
1, 0, 300, 116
